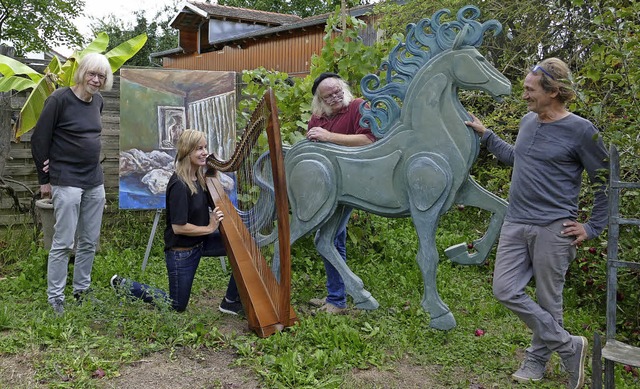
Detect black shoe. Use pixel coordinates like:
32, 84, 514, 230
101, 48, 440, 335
110, 274, 124, 290
219, 298, 244, 316
74, 288, 102, 305
50, 299, 65, 316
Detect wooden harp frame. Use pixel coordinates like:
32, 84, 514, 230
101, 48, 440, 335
205, 88, 295, 337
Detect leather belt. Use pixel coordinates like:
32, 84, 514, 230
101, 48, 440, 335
171, 242, 203, 252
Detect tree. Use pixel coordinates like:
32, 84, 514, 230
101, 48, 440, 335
218, 0, 368, 18
89, 2, 180, 67
0, 0, 85, 55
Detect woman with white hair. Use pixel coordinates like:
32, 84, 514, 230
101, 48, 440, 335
31, 52, 114, 315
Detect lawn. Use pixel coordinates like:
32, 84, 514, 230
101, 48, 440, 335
0, 206, 638, 388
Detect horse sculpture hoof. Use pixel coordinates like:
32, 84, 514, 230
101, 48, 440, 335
444, 242, 471, 265
354, 296, 379, 310
429, 311, 456, 330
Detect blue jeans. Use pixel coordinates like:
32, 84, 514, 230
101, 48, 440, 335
322, 227, 348, 308
123, 231, 238, 312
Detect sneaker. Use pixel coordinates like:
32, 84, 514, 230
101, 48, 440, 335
563, 336, 587, 389
50, 299, 64, 316
511, 357, 546, 383
309, 297, 327, 307
110, 274, 124, 290
219, 298, 244, 316
73, 288, 102, 305
316, 302, 347, 315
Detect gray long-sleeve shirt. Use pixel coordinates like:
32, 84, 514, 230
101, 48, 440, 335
481, 111, 608, 239
31, 87, 104, 188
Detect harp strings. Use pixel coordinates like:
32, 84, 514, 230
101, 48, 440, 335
234, 101, 283, 312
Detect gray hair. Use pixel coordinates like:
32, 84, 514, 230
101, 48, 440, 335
311, 77, 354, 117
533, 57, 575, 104
73, 53, 113, 91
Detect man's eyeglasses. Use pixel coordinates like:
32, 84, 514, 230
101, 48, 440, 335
321, 89, 343, 103
87, 71, 107, 82
531, 65, 555, 80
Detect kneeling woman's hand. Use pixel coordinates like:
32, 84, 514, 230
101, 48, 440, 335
209, 206, 224, 233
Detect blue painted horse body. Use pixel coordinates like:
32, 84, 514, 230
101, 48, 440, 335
259, 8, 511, 330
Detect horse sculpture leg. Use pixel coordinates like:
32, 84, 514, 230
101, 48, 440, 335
314, 206, 379, 310
406, 154, 456, 330
445, 176, 507, 265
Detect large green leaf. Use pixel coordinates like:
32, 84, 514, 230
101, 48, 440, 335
105, 33, 148, 71
0, 55, 42, 88
0, 76, 37, 92
44, 56, 62, 77
16, 76, 56, 138
12, 31, 147, 139
59, 54, 80, 87
80, 32, 110, 55
0, 54, 41, 80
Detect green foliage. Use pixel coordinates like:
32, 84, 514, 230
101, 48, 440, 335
218, 0, 367, 18
0, 0, 84, 55
239, 10, 394, 144
89, 3, 180, 67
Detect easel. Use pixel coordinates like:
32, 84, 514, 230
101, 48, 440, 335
141, 209, 163, 271
140, 208, 228, 273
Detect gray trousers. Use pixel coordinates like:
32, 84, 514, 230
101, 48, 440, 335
492, 219, 578, 363
47, 185, 106, 303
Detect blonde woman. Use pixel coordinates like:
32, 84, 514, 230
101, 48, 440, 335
111, 130, 241, 314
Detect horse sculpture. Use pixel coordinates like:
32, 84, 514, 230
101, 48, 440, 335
256, 6, 511, 330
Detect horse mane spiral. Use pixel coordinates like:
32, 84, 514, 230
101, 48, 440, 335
359, 5, 502, 138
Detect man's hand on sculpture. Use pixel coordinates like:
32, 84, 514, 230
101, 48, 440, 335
306, 126, 332, 142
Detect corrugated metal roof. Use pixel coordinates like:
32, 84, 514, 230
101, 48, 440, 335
186, 1, 301, 25
205, 4, 375, 49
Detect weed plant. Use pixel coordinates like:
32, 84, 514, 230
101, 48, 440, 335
0, 205, 638, 388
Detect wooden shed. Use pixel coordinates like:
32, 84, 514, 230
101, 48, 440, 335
152, 1, 381, 76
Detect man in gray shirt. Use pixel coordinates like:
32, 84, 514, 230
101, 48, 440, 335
466, 57, 607, 389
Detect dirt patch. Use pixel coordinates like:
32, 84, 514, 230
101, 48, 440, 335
343, 355, 445, 388
2, 349, 446, 389
0, 347, 260, 389
0, 351, 41, 388
101, 347, 261, 389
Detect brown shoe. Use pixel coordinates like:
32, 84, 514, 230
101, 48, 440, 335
317, 302, 347, 314
309, 297, 326, 307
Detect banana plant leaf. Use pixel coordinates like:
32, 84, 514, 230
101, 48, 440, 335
17, 76, 56, 138
0, 55, 42, 92
0, 76, 37, 93
105, 33, 147, 71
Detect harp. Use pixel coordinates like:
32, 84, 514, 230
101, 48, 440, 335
205, 88, 296, 337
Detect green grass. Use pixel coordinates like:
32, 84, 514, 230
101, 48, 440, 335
0, 206, 638, 388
